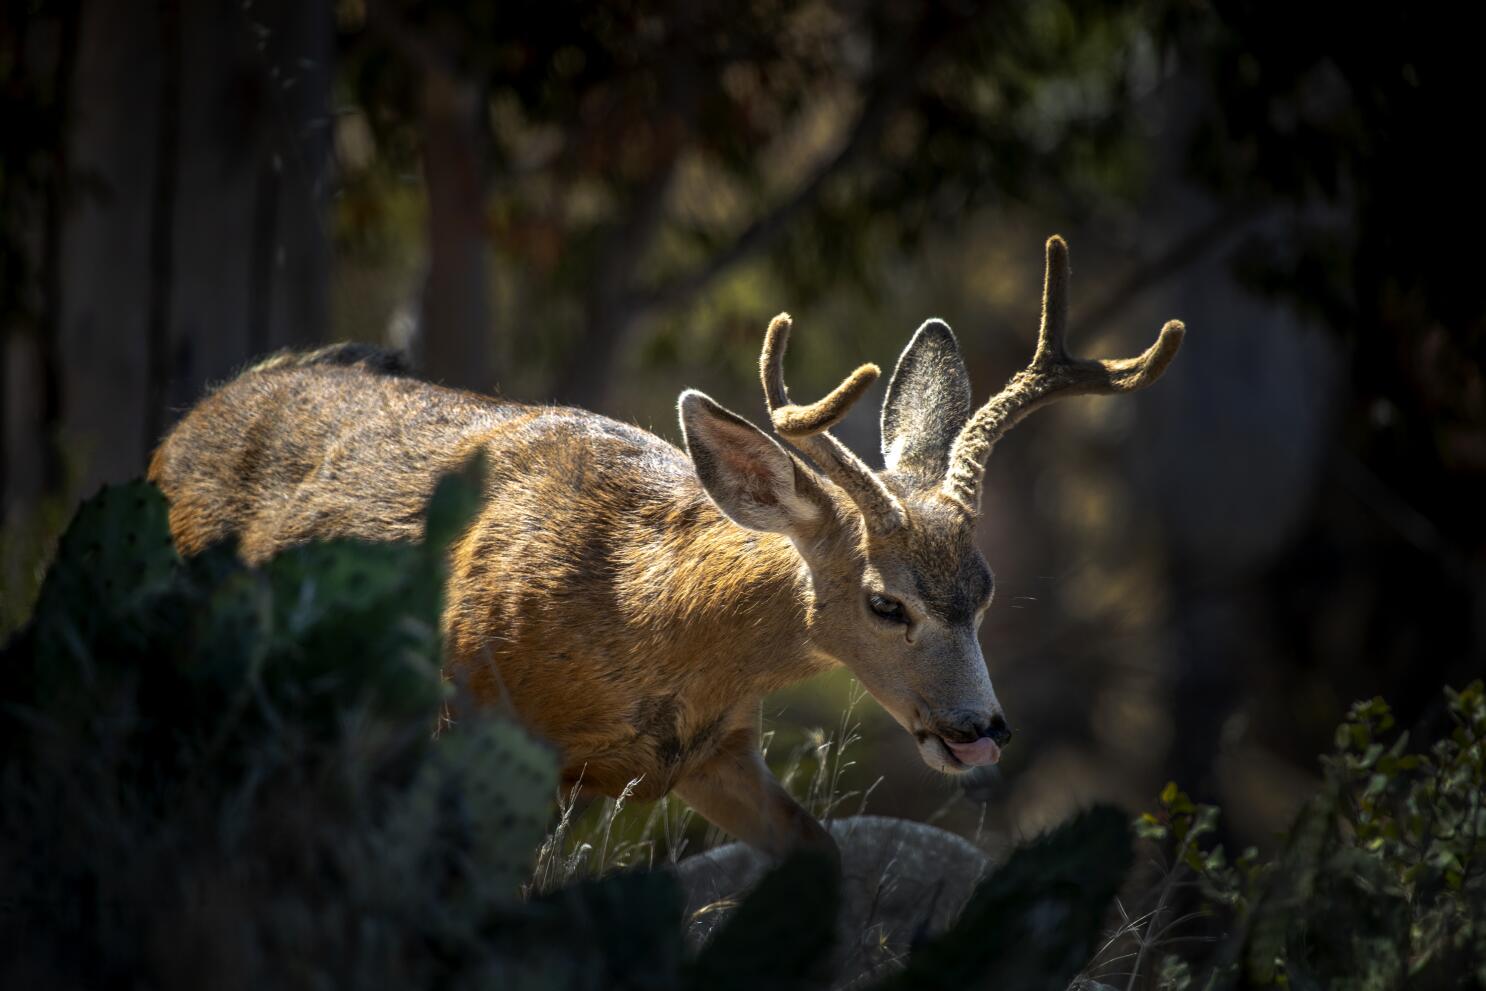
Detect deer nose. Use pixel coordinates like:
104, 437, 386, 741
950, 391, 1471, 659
984, 712, 1013, 748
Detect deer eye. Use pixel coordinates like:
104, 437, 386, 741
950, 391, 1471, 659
868, 593, 907, 624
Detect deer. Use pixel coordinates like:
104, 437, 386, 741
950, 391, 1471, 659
148, 235, 1183, 857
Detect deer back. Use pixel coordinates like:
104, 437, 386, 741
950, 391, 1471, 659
149, 348, 816, 798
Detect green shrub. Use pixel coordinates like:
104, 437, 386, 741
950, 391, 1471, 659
0, 472, 1133, 990
6, 470, 1478, 990
0, 467, 568, 988
1117, 685, 1486, 990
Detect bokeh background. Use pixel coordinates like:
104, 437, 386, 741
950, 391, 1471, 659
3, 0, 1482, 854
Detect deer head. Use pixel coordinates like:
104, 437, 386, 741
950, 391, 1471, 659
678, 235, 1184, 774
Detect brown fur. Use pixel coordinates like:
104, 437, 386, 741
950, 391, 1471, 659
149, 237, 1182, 857
150, 356, 819, 808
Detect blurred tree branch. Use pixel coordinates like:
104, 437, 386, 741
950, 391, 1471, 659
555, 4, 964, 401
626, 19, 933, 317
342, 0, 1153, 404
1075, 200, 1256, 340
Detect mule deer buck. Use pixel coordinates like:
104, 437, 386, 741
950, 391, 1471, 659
149, 235, 1182, 856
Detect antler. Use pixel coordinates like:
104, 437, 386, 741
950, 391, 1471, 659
943, 235, 1185, 513
760, 313, 906, 530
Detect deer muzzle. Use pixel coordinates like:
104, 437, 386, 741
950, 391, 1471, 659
944, 735, 1002, 767
925, 707, 1012, 768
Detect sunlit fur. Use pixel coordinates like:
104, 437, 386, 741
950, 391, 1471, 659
148, 236, 1182, 856
147, 350, 986, 854
151, 353, 840, 853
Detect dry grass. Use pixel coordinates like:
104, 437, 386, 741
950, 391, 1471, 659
1075, 827, 1218, 989
527, 680, 880, 893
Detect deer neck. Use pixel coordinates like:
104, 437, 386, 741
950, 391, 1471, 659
638, 490, 825, 695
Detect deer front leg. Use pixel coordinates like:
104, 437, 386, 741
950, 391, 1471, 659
673, 730, 837, 861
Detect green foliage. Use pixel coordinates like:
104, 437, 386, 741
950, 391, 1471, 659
1267, 687, 1486, 988
0, 467, 580, 987
28, 481, 179, 688
0, 471, 1147, 989
16, 479, 448, 752
1134, 781, 1265, 914
382, 717, 559, 909
425, 448, 491, 552
22, 474, 1478, 989
1126, 685, 1486, 990
333, 0, 1157, 400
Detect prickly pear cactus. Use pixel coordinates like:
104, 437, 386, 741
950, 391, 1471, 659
377, 717, 559, 907
877, 804, 1133, 991
217, 538, 444, 724
688, 849, 841, 990
425, 449, 489, 552
26, 482, 180, 704
3, 467, 594, 990
47, 481, 178, 594
10, 459, 476, 757
446, 719, 559, 895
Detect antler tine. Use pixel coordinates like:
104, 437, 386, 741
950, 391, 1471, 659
943, 235, 1185, 513
1035, 232, 1072, 364
761, 313, 905, 529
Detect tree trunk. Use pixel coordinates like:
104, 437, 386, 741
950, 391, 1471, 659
2, 1, 78, 519
418, 70, 491, 391
550, 160, 678, 408
59, 0, 331, 494
554, 293, 637, 409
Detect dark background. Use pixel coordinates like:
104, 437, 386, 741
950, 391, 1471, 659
3, 0, 1482, 851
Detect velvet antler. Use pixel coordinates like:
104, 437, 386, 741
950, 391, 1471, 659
943, 236, 1184, 513
760, 313, 905, 530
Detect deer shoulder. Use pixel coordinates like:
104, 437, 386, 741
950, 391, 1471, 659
150, 236, 1183, 856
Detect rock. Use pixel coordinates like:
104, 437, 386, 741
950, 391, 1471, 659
677, 815, 990, 987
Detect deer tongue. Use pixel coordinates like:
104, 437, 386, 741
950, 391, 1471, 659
946, 736, 1001, 767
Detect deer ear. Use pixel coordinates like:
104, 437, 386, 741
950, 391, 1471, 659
880, 319, 972, 481
679, 390, 825, 535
